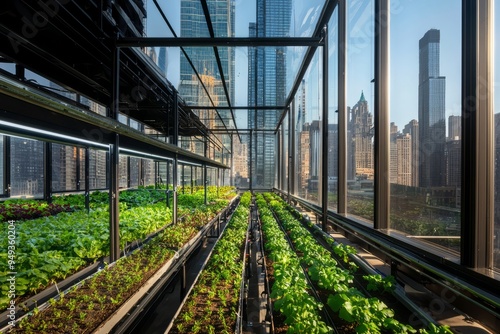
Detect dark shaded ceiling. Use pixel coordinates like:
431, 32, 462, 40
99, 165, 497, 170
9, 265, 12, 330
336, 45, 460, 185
0, 0, 207, 137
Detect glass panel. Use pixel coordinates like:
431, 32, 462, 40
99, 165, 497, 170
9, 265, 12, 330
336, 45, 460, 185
494, 3, 500, 270
79, 148, 85, 188
390, 1, 461, 256
282, 112, 289, 192
89, 149, 107, 190
52, 144, 78, 192
295, 80, 309, 199
142, 159, 154, 187
119, 156, 128, 188
129, 157, 140, 187
328, 8, 339, 211
301, 52, 322, 204
10, 137, 44, 198
346, 0, 374, 223
233, 133, 250, 189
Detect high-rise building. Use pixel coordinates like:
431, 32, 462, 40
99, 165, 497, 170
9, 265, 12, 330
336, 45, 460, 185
403, 119, 419, 187
446, 139, 461, 187
10, 137, 44, 197
299, 123, 311, 195
349, 91, 374, 180
418, 29, 446, 188
179, 0, 235, 158
158, 47, 168, 76
448, 115, 461, 140
396, 133, 413, 186
390, 122, 399, 184
248, 0, 292, 188
179, 0, 234, 105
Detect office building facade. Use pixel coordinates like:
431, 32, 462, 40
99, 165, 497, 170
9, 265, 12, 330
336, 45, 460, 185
418, 29, 446, 188
248, 0, 292, 188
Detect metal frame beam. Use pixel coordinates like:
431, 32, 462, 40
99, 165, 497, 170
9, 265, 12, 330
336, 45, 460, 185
321, 25, 329, 232
338, 0, 347, 214
116, 37, 322, 48
187, 106, 286, 110
374, 0, 390, 229
461, 0, 494, 269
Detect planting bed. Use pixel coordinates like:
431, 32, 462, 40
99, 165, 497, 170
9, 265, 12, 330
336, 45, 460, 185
0, 186, 237, 333
168, 192, 251, 334
256, 192, 454, 334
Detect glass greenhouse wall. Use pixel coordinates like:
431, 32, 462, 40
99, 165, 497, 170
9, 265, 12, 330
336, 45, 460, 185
0, 0, 499, 332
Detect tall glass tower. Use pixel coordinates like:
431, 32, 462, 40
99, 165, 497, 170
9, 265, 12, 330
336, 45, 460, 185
179, 0, 235, 156
248, 0, 292, 188
418, 29, 446, 188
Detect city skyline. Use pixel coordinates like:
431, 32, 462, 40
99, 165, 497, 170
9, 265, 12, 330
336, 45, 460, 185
145, 1, 464, 132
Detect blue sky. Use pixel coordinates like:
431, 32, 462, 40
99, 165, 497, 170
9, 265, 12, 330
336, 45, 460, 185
0, 1, 486, 133
345, 0, 462, 132
147, 0, 464, 132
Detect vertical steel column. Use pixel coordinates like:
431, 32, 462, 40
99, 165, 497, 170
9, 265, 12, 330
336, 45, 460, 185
190, 165, 194, 193
109, 138, 120, 262
85, 147, 90, 212
374, 0, 390, 230
3, 136, 11, 197
217, 168, 220, 197
43, 142, 52, 203
155, 161, 159, 188
249, 129, 253, 192
127, 156, 131, 188
461, 0, 494, 268
289, 102, 295, 199
138, 158, 143, 186
76, 148, 81, 191
109, 42, 121, 263
204, 137, 208, 205
283, 116, 287, 193
321, 25, 329, 232
338, 0, 347, 214
181, 165, 185, 194
230, 135, 234, 187
172, 91, 179, 225
277, 128, 281, 190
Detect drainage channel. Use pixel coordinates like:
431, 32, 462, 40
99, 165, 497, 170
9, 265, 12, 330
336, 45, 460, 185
241, 199, 273, 334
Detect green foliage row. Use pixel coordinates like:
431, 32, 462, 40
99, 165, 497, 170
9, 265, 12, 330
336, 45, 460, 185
172, 192, 251, 334
9, 193, 237, 334
0, 186, 237, 312
264, 193, 453, 334
256, 194, 332, 334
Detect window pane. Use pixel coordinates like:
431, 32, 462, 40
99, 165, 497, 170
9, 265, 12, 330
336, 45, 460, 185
494, 2, 500, 271
129, 157, 140, 187
346, 0, 374, 223
389, 0, 461, 258
89, 149, 107, 190
10, 137, 44, 198
328, 9, 339, 211
52, 144, 78, 192
119, 156, 128, 188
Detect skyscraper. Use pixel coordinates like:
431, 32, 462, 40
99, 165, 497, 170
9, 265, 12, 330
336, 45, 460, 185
348, 91, 374, 180
248, 0, 292, 188
448, 115, 461, 140
158, 47, 168, 76
179, 0, 235, 156
403, 119, 419, 187
418, 29, 446, 188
